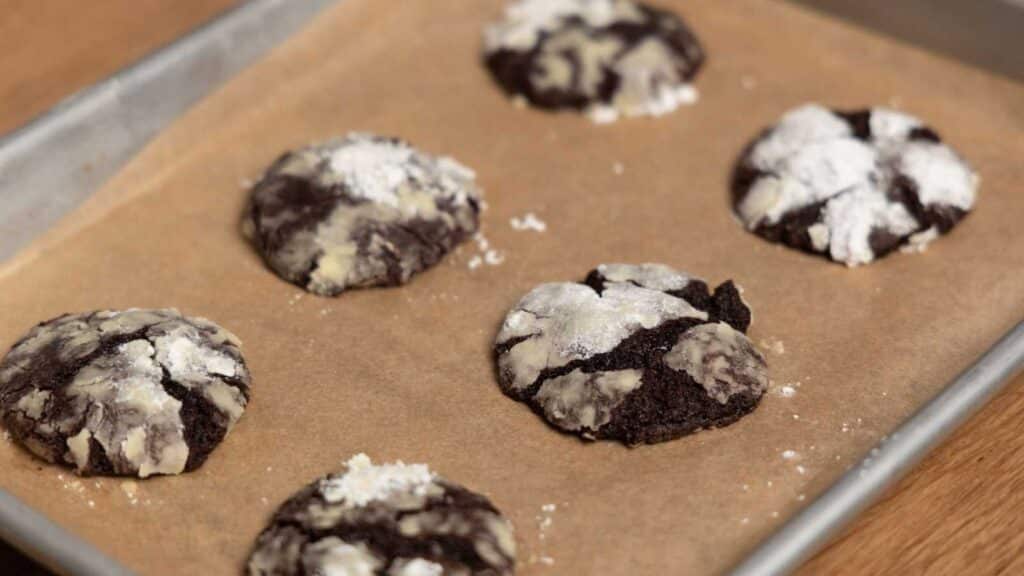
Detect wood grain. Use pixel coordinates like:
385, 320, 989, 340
0, 0, 240, 135
799, 377, 1024, 576
1, 1, 1022, 575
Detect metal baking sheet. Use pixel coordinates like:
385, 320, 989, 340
0, 1, 1022, 575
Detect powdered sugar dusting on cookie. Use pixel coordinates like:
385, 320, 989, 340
484, 0, 704, 122
485, 0, 621, 52
321, 454, 434, 507
735, 104, 978, 266
494, 264, 765, 444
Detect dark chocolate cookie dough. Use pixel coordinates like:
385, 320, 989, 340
0, 309, 250, 478
732, 104, 979, 266
483, 0, 704, 123
494, 264, 767, 445
243, 133, 481, 296
248, 454, 516, 576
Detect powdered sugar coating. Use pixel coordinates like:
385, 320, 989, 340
483, 0, 704, 122
494, 264, 766, 444
734, 104, 979, 266
497, 280, 707, 392
663, 323, 768, 404
484, 0, 625, 51
0, 309, 250, 477
596, 262, 692, 291
247, 455, 515, 576
244, 133, 480, 296
320, 454, 434, 507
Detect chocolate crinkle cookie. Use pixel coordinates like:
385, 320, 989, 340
732, 104, 979, 266
0, 309, 250, 478
483, 0, 704, 123
494, 263, 767, 445
243, 133, 481, 296
248, 454, 516, 576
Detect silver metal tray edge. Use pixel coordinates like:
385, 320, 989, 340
1, 1, 1022, 575
0, 1, 338, 574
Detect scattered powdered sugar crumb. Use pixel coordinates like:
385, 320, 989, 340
239, 178, 255, 190
612, 162, 625, 176
781, 450, 799, 461
529, 503, 558, 567
121, 480, 139, 506
467, 231, 505, 271
320, 454, 434, 507
797, 493, 806, 502
59, 475, 86, 495
2, 430, 9, 442
536, 503, 557, 540
760, 338, 786, 355
777, 385, 797, 398
87, 500, 95, 509
510, 212, 547, 232
771, 511, 779, 519
261, 497, 270, 506
484, 250, 505, 266
796, 465, 807, 475
740, 517, 750, 525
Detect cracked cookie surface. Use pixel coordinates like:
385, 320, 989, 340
494, 264, 767, 445
0, 309, 250, 478
732, 104, 979, 266
483, 0, 704, 123
247, 454, 515, 576
244, 133, 481, 296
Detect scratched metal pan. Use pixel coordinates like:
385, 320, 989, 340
1, 1, 1024, 575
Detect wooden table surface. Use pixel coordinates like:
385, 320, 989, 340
1, 1, 1022, 575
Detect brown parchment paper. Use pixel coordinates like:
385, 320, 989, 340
2, 1, 1023, 574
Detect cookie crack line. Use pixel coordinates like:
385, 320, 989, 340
247, 455, 515, 576
0, 309, 251, 478
732, 103, 979, 266
494, 264, 768, 445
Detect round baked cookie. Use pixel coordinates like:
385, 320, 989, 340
732, 104, 979, 266
494, 263, 767, 445
243, 133, 481, 296
0, 309, 250, 478
247, 454, 516, 576
483, 0, 704, 123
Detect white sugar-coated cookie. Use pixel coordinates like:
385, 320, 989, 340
248, 454, 515, 576
0, 309, 250, 477
733, 104, 979, 266
244, 133, 481, 296
494, 264, 767, 445
483, 0, 704, 123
